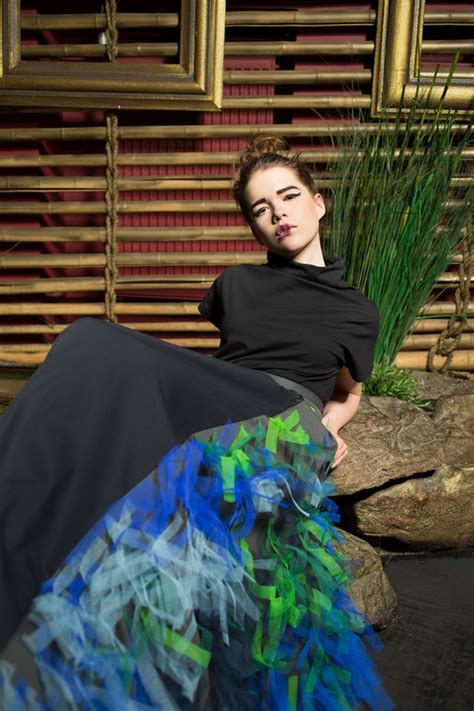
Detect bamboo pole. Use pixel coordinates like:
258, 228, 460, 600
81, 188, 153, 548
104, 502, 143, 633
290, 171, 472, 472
0, 252, 266, 268
0, 200, 237, 214
20, 13, 179, 30
21, 44, 178, 58
19, 10, 473, 30
0, 148, 471, 167
225, 10, 473, 25
402, 333, 474, 349
0, 303, 472, 317
20, 41, 376, 59
0, 123, 469, 142
0, 177, 233, 191
0, 339, 219, 354
222, 96, 371, 109
0, 197, 467, 215
224, 69, 372, 84
0, 227, 252, 242
2, 348, 474, 370
225, 40, 473, 55
0, 175, 470, 192
411, 317, 474, 332
0, 303, 202, 316
395, 351, 474, 370
0, 318, 468, 336
225, 41, 374, 55
0, 275, 468, 295
0, 279, 216, 295
0, 322, 218, 335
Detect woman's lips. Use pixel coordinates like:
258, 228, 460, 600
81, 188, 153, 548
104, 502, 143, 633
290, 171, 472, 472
276, 224, 295, 238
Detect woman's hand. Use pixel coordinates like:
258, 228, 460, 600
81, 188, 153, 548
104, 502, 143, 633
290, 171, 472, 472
320, 367, 362, 469
321, 414, 348, 469
327, 429, 348, 469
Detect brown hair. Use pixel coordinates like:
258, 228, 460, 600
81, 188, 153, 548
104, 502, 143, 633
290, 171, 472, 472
234, 135, 317, 223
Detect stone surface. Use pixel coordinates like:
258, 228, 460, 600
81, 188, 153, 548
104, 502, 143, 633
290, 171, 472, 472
331, 396, 443, 495
333, 529, 398, 630
409, 369, 474, 400
351, 464, 474, 550
431, 393, 474, 467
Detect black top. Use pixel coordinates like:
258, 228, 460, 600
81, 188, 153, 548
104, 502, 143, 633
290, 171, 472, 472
199, 252, 380, 404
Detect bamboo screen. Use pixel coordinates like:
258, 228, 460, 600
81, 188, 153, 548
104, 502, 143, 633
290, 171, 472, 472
0, 1, 473, 369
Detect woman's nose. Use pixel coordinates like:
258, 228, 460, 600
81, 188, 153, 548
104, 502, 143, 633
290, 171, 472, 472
272, 209, 287, 224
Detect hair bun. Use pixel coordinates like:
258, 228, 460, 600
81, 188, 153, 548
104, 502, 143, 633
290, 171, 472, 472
238, 135, 289, 169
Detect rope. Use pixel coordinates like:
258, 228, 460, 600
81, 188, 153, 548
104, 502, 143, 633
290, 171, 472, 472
427, 230, 473, 378
104, 0, 118, 62
104, 113, 119, 323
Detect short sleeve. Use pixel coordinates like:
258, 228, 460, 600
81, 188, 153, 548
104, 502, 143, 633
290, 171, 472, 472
342, 300, 380, 382
198, 274, 222, 328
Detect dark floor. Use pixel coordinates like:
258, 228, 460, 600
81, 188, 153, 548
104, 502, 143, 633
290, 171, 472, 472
376, 551, 474, 711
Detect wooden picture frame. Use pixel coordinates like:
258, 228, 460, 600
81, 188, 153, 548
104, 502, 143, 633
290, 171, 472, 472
372, 0, 473, 117
0, 0, 225, 110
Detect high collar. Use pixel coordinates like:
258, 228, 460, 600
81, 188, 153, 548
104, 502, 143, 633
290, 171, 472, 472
265, 250, 347, 284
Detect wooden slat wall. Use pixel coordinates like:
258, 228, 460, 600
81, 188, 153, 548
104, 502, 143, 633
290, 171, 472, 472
0, 1, 473, 368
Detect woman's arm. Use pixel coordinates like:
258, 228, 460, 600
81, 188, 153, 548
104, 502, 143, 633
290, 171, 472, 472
321, 366, 363, 469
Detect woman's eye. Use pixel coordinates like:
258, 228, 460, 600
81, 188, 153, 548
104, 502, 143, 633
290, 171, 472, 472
285, 192, 300, 200
253, 207, 267, 218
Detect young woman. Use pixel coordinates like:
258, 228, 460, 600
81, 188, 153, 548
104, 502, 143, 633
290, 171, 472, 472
0, 136, 392, 710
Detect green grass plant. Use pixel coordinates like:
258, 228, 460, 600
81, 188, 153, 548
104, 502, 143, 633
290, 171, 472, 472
325, 70, 473, 382
361, 359, 433, 411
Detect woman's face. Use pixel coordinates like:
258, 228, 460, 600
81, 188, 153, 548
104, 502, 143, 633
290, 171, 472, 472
244, 165, 326, 262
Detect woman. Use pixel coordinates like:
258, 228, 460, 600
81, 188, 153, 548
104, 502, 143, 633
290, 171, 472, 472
0, 136, 392, 709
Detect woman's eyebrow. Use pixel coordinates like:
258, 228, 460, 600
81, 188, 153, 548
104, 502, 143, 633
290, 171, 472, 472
250, 185, 300, 211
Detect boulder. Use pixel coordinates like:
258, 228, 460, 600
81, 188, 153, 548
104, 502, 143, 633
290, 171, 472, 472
330, 396, 443, 495
432, 394, 474, 467
351, 464, 474, 550
409, 369, 474, 400
333, 529, 398, 630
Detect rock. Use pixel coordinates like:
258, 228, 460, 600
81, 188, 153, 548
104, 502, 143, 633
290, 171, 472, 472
333, 529, 398, 630
409, 369, 474, 400
351, 464, 474, 550
331, 396, 443, 495
432, 394, 474, 467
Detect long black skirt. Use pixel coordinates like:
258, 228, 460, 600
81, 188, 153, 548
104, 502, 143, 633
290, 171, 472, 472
0, 318, 393, 710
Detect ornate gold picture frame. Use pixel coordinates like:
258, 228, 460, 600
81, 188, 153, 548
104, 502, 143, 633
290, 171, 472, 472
372, 0, 473, 116
0, 0, 225, 110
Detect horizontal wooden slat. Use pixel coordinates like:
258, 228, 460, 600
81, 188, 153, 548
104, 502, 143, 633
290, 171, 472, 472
0, 303, 472, 317
20, 41, 376, 59
0, 322, 218, 335
395, 351, 474, 370
0, 123, 470, 141
21, 13, 179, 30
0, 318, 474, 340
1, 175, 471, 192
0, 200, 237, 214
0, 339, 220, 354
0, 227, 252, 242
222, 96, 371, 109
19, 10, 473, 31
2, 347, 474, 370
0, 198, 467, 214
0, 252, 266, 268
224, 69, 372, 84
402, 333, 474, 349
21, 44, 178, 58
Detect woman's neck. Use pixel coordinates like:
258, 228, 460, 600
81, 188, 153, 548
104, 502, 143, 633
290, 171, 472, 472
289, 239, 326, 267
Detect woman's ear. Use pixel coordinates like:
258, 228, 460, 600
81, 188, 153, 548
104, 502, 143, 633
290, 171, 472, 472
313, 192, 326, 219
